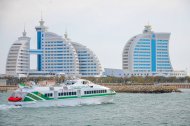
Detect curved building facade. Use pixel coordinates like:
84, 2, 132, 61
71, 42, 102, 76
34, 19, 80, 75
6, 30, 30, 77
31, 19, 102, 77
122, 25, 173, 76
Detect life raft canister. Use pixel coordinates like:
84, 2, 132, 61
8, 97, 22, 102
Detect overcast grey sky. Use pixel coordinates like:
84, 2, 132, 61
0, 0, 190, 74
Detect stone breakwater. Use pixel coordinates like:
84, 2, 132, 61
100, 84, 180, 93
0, 84, 180, 93
0, 86, 17, 92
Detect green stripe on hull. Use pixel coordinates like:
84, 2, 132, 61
27, 93, 42, 101
58, 96, 78, 99
24, 96, 34, 102
23, 92, 116, 102
32, 91, 52, 100
23, 92, 53, 102
81, 93, 116, 98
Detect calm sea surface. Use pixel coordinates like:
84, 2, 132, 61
0, 89, 190, 126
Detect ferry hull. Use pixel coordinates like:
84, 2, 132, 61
8, 95, 114, 107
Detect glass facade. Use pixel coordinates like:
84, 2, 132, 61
34, 19, 102, 76
71, 42, 102, 76
122, 25, 173, 74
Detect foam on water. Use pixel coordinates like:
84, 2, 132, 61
0, 104, 21, 110
0, 102, 107, 110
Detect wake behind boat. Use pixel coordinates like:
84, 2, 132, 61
7, 79, 116, 107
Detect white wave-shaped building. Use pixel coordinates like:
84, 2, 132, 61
6, 19, 102, 77
6, 30, 30, 77
122, 25, 187, 77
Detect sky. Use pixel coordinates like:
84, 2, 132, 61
0, 0, 190, 74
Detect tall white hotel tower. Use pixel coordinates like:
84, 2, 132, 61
122, 25, 174, 76
6, 30, 30, 77
30, 18, 102, 77
6, 18, 102, 77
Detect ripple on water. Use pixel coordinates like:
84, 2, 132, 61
0, 91, 190, 126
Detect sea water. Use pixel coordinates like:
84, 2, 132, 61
0, 89, 190, 126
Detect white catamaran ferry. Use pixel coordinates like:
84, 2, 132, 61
8, 79, 116, 107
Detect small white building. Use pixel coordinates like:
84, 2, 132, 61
103, 68, 126, 77
103, 68, 187, 78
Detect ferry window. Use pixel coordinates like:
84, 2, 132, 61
69, 92, 72, 95
84, 91, 86, 94
45, 93, 53, 97
94, 90, 97, 94
59, 93, 63, 96
74, 92, 76, 95
83, 81, 89, 84
64, 92, 67, 96
50, 93, 53, 97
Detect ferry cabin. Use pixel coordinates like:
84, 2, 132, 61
44, 89, 108, 99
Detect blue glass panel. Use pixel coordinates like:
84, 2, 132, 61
151, 34, 156, 72
37, 31, 42, 71
37, 55, 41, 71
37, 32, 41, 49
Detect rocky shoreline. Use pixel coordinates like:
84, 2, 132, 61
0, 83, 181, 93
100, 84, 181, 93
